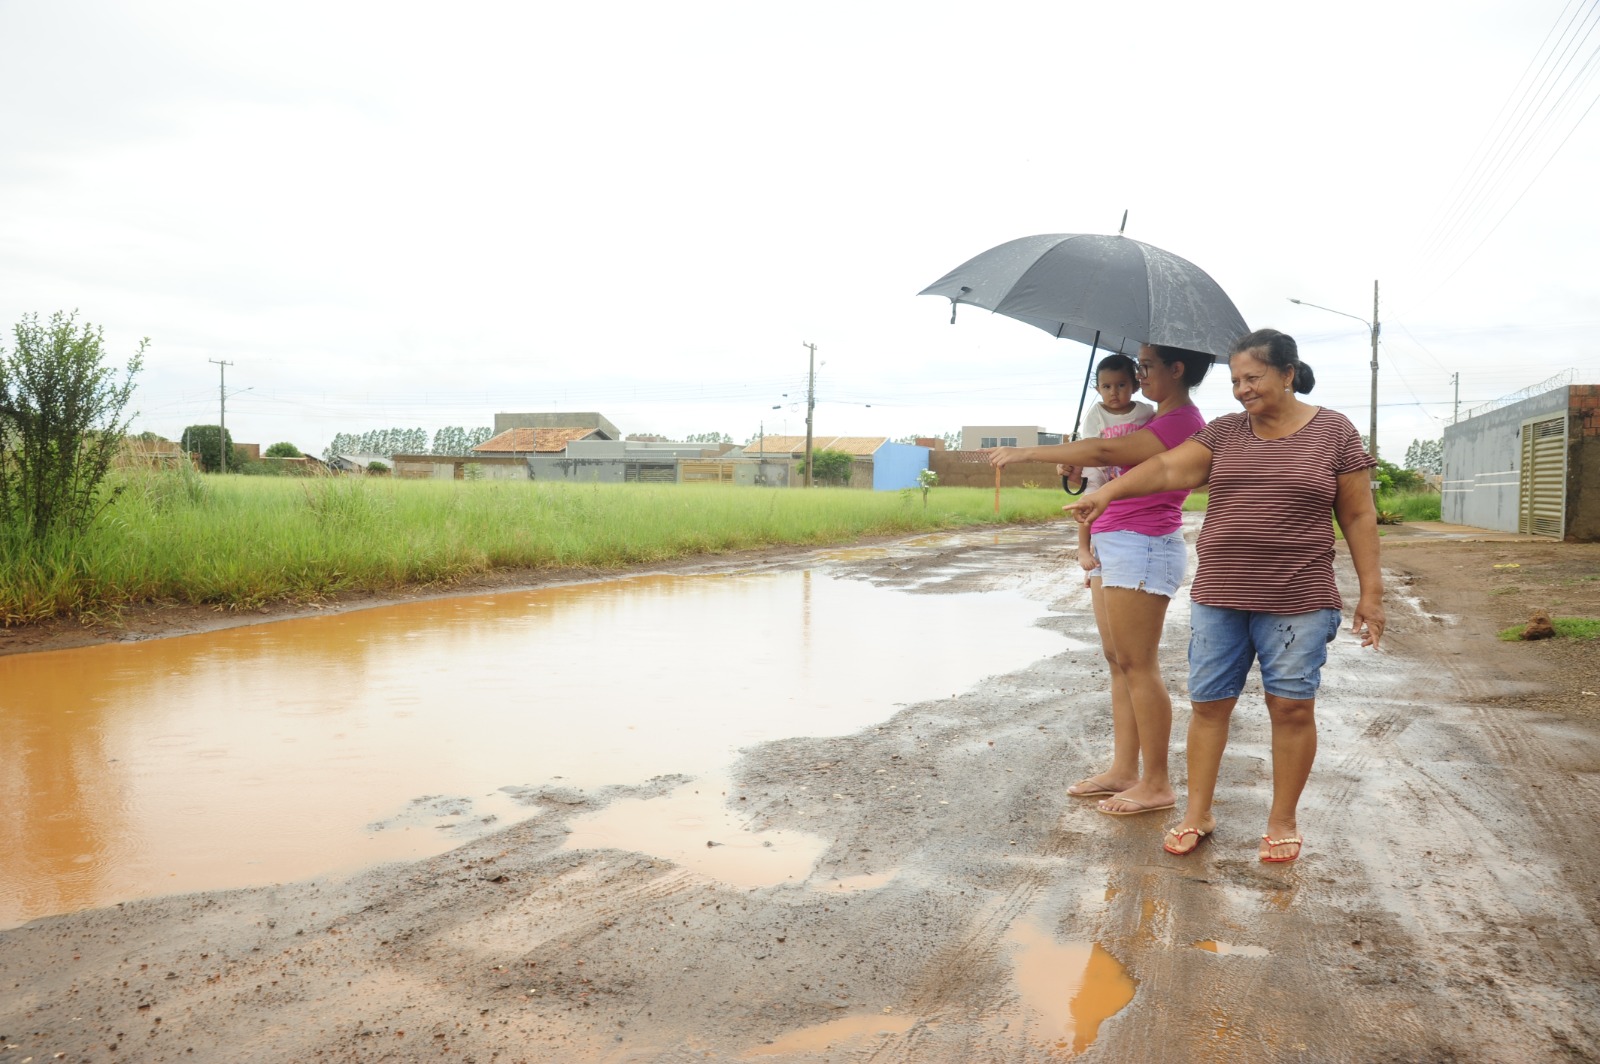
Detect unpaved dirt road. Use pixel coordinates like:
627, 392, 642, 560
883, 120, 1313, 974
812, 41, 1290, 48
3, 522, 1599, 1063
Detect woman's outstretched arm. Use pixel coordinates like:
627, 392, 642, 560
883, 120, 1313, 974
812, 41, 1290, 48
1066, 439, 1213, 525
987, 424, 1172, 470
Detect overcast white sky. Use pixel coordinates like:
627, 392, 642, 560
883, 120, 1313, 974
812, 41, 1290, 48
3, 0, 1597, 461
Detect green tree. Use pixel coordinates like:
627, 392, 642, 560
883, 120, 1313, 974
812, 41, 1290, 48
265, 441, 302, 458
1375, 458, 1423, 493
805, 448, 855, 486
0, 311, 146, 540
1404, 437, 1443, 475
181, 424, 236, 473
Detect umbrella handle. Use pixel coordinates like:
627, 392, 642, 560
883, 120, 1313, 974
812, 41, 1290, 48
1062, 475, 1086, 496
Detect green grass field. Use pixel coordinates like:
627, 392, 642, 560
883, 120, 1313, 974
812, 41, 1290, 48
0, 473, 1075, 625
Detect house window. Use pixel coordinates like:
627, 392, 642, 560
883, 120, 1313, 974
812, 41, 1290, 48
980, 436, 998, 448
1000, 436, 1018, 447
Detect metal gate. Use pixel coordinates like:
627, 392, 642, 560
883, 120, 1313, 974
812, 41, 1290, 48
1518, 414, 1567, 538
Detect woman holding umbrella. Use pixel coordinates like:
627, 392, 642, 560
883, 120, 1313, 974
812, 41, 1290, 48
1068, 329, 1384, 862
988, 343, 1214, 817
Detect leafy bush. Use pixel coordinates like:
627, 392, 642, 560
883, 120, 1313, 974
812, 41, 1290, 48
0, 311, 145, 540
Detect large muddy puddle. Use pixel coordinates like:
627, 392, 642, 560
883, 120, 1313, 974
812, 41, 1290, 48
2, 560, 1071, 928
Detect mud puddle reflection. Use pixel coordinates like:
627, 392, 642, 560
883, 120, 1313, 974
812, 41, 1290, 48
1, 569, 1063, 927
1008, 917, 1138, 1055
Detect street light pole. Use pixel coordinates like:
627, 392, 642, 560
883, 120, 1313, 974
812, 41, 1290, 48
1287, 280, 1380, 462
802, 342, 817, 488
209, 358, 234, 474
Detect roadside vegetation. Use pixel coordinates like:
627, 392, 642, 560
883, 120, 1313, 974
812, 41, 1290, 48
0, 473, 1073, 625
1498, 618, 1600, 641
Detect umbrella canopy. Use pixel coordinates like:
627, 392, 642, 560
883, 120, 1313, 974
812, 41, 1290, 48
919, 233, 1249, 361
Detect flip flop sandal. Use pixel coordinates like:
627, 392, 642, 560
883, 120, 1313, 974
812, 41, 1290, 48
1096, 798, 1177, 817
1066, 778, 1118, 798
1260, 834, 1304, 863
1163, 826, 1211, 856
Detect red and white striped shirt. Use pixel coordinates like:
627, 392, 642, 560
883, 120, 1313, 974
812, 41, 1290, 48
1190, 408, 1375, 613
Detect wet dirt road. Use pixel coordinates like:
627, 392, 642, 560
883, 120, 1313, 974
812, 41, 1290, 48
3, 523, 1599, 1063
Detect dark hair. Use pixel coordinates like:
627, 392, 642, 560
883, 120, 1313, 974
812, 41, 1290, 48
1095, 353, 1137, 383
1148, 345, 1214, 388
1230, 328, 1316, 394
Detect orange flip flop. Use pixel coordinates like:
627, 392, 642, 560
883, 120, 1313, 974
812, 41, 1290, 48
1163, 826, 1211, 856
1260, 834, 1303, 863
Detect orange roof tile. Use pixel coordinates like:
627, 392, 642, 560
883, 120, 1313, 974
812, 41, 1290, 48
474, 427, 600, 454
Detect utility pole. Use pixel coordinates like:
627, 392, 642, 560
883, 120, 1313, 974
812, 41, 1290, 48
1452, 372, 1460, 424
1369, 279, 1380, 464
210, 358, 234, 474
802, 342, 817, 488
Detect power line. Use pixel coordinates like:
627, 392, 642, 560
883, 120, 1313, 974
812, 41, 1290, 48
1403, 2, 1600, 311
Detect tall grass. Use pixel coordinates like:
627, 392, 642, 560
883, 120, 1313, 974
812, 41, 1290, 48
1377, 491, 1442, 522
0, 474, 1074, 624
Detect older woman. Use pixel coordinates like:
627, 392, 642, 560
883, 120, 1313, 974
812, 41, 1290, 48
1070, 328, 1384, 862
989, 344, 1213, 818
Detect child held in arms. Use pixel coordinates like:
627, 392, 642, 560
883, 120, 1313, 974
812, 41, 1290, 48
1062, 353, 1154, 581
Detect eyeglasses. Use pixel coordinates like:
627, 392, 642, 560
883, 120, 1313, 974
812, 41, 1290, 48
1134, 361, 1157, 378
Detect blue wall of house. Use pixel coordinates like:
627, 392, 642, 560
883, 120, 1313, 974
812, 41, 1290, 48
872, 442, 930, 491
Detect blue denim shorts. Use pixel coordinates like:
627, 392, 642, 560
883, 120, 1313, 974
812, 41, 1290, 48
1187, 602, 1342, 702
1087, 529, 1187, 598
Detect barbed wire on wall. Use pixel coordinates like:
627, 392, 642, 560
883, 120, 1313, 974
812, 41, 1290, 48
1459, 367, 1577, 420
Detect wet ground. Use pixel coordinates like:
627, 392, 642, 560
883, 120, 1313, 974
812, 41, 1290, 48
3, 522, 1599, 1063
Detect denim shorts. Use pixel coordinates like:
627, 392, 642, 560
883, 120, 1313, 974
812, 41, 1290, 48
1187, 602, 1342, 702
1087, 529, 1187, 598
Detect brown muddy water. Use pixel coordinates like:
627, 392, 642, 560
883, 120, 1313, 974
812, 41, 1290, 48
1, 564, 1076, 930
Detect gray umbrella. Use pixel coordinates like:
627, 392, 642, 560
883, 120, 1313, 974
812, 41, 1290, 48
919, 232, 1249, 464
918, 232, 1249, 361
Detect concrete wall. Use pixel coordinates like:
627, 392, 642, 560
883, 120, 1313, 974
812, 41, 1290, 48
528, 456, 636, 483
568, 440, 720, 461
1442, 386, 1579, 535
392, 455, 529, 480
872, 442, 930, 491
931, 450, 1059, 488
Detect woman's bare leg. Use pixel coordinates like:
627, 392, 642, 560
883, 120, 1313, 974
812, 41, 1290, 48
1260, 693, 1317, 860
1068, 578, 1140, 795
1095, 587, 1176, 813
1165, 697, 1235, 851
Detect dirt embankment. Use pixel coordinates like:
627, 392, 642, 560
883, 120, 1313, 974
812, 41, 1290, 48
3, 526, 1599, 1063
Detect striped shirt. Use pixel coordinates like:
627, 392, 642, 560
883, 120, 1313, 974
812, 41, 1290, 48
1190, 408, 1375, 613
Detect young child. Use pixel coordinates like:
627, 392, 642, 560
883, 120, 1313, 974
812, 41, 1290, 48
1063, 353, 1154, 577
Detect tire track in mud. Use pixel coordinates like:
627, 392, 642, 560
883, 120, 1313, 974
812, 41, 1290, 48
1309, 571, 1600, 1059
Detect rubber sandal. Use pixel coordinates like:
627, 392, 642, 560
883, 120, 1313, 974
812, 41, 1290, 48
1260, 834, 1303, 863
1163, 826, 1211, 856
1066, 778, 1118, 798
1096, 798, 1177, 817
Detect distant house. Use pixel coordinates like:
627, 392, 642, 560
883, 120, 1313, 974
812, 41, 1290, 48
733, 434, 929, 490
960, 426, 1066, 450
472, 426, 612, 457
494, 412, 620, 438
328, 453, 392, 474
